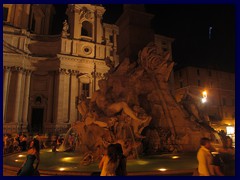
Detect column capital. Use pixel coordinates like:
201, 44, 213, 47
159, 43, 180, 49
3, 66, 11, 72
25, 69, 33, 76
58, 68, 70, 75
11, 66, 24, 73
69, 70, 80, 76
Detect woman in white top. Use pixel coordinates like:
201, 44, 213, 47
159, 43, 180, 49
99, 144, 119, 176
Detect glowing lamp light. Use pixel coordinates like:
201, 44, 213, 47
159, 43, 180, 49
18, 154, 25, 157
202, 91, 207, 97
201, 90, 207, 103
226, 126, 234, 135
15, 159, 19, 162
158, 168, 167, 172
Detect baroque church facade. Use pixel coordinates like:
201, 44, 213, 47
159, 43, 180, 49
3, 4, 174, 135
3, 4, 119, 134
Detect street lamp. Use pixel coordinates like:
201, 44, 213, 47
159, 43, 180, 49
201, 90, 207, 103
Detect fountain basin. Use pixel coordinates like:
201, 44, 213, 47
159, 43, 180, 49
3, 149, 197, 176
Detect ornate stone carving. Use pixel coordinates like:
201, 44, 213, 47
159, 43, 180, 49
58, 43, 221, 164
79, 7, 93, 21
62, 20, 70, 38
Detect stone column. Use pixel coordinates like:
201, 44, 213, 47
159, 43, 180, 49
3, 66, 11, 122
96, 12, 103, 43
12, 67, 23, 124
17, 70, 26, 133
77, 76, 81, 120
22, 70, 32, 131
55, 68, 70, 124
63, 71, 70, 123
69, 70, 78, 123
55, 69, 64, 124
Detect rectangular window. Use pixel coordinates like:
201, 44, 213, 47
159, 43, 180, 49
3, 7, 9, 21
82, 83, 90, 97
197, 69, 200, 76
109, 35, 114, 43
197, 80, 201, 87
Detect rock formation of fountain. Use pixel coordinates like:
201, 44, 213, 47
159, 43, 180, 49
59, 43, 222, 164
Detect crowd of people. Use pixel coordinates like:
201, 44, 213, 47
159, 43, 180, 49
3, 133, 28, 154
196, 136, 235, 176
3, 133, 64, 155
3, 131, 235, 176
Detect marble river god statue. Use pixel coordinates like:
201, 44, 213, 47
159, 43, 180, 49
59, 42, 222, 165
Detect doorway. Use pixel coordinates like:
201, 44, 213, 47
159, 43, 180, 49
31, 108, 44, 134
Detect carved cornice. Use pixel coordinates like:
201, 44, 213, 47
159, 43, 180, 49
57, 54, 106, 66
4, 66, 32, 74
58, 68, 84, 76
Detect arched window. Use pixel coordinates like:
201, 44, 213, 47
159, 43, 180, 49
3, 7, 9, 21
81, 21, 92, 37
31, 16, 36, 32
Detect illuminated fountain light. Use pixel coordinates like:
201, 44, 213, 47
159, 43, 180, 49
158, 168, 167, 172
18, 154, 25, 158
59, 167, 67, 171
171, 156, 180, 159
61, 157, 75, 162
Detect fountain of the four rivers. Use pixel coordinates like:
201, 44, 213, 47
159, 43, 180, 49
3, 43, 222, 176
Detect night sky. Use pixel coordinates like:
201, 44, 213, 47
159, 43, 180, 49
53, 4, 235, 73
